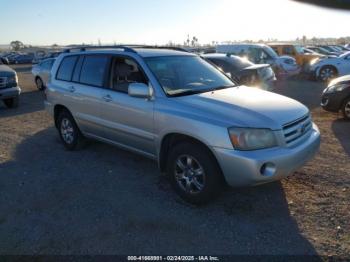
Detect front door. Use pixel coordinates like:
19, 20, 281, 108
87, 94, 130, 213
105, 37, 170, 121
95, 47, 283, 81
99, 56, 156, 157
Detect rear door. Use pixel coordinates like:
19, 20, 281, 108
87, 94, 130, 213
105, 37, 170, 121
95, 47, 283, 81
54, 54, 109, 137
99, 56, 156, 157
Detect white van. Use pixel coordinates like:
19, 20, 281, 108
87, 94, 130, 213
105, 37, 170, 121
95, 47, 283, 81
216, 44, 300, 77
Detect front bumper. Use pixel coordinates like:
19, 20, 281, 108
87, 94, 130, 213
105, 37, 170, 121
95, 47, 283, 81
321, 89, 349, 112
0, 86, 21, 99
213, 124, 321, 187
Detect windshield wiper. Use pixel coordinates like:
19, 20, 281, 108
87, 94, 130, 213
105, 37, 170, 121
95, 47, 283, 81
169, 85, 235, 97
169, 89, 207, 97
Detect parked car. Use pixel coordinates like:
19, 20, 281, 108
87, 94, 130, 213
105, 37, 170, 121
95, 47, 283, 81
0, 57, 21, 108
319, 45, 343, 56
216, 44, 300, 78
33, 52, 63, 64
334, 45, 350, 52
202, 53, 276, 90
45, 46, 320, 204
31, 58, 55, 90
11, 54, 34, 64
307, 46, 338, 57
269, 44, 322, 69
321, 75, 350, 119
309, 51, 350, 82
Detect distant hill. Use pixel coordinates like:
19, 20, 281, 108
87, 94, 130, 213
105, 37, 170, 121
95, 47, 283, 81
0, 44, 10, 50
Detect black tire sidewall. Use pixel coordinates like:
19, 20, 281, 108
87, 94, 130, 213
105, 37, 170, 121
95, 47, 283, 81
3, 97, 19, 108
342, 98, 350, 120
36, 77, 45, 91
166, 142, 222, 205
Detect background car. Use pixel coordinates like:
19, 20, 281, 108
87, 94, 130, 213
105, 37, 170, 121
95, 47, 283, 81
319, 45, 343, 56
11, 54, 34, 64
310, 51, 350, 82
307, 46, 338, 56
269, 44, 322, 69
0, 56, 21, 108
321, 75, 350, 119
31, 58, 55, 90
216, 44, 300, 78
203, 53, 276, 90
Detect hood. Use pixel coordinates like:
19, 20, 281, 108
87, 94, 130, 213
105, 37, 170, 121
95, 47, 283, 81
173, 86, 309, 130
329, 75, 350, 86
0, 65, 16, 77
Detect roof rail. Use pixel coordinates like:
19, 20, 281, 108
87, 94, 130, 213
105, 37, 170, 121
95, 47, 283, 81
62, 45, 191, 54
135, 45, 190, 53
63, 45, 138, 53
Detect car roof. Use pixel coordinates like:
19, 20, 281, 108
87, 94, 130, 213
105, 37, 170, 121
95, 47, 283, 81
135, 48, 195, 58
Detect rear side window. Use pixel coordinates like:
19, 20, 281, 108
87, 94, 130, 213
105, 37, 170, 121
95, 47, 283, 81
80, 55, 109, 87
56, 56, 78, 81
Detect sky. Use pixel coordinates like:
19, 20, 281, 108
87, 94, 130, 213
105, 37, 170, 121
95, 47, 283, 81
0, 0, 349, 46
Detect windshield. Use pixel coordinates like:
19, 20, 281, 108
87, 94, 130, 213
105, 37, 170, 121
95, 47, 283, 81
145, 56, 235, 96
263, 46, 278, 59
295, 45, 304, 54
340, 51, 350, 58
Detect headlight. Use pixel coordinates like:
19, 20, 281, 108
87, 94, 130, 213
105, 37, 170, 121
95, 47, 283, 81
310, 58, 319, 65
326, 83, 348, 93
7, 75, 18, 84
228, 128, 278, 151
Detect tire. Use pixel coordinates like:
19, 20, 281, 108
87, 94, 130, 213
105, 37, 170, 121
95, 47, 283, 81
318, 66, 337, 82
35, 77, 45, 91
57, 110, 85, 150
3, 96, 19, 108
342, 97, 350, 120
166, 142, 223, 205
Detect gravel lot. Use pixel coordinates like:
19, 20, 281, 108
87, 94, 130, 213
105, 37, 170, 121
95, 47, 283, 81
0, 65, 349, 256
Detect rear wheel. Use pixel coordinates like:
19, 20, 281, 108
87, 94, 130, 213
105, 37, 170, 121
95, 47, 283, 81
166, 142, 223, 205
318, 66, 337, 82
57, 110, 85, 150
342, 98, 350, 120
35, 77, 45, 91
3, 96, 19, 108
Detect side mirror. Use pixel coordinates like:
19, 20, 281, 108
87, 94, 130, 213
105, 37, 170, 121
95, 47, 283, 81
128, 83, 152, 99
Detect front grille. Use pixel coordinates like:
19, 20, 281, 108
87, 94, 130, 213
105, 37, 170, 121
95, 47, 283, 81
0, 77, 8, 89
283, 114, 312, 145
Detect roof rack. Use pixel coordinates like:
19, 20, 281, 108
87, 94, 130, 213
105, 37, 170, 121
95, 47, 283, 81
63, 45, 139, 53
62, 45, 191, 54
134, 45, 190, 53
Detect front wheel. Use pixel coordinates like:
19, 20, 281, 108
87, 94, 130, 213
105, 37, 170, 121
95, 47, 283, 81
166, 142, 223, 205
342, 98, 350, 120
57, 110, 85, 150
3, 96, 19, 108
35, 77, 45, 91
318, 66, 337, 82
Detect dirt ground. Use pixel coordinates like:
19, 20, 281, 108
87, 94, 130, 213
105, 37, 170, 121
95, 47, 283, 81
0, 65, 349, 257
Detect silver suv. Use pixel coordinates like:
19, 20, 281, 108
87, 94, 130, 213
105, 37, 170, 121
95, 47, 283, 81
45, 46, 321, 204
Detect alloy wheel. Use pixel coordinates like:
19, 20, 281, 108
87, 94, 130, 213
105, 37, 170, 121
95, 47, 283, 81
60, 118, 75, 144
320, 68, 335, 81
345, 101, 350, 118
174, 155, 206, 194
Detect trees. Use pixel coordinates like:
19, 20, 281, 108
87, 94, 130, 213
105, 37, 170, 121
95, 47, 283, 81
10, 41, 24, 51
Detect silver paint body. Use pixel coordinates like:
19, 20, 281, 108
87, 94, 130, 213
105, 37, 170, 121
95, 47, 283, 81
31, 58, 55, 86
45, 49, 320, 186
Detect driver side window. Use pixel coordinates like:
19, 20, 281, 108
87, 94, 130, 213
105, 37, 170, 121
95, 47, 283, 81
110, 57, 148, 93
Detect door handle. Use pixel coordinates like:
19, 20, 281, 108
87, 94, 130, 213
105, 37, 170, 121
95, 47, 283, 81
68, 86, 76, 93
102, 94, 112, 102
